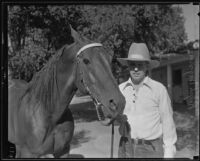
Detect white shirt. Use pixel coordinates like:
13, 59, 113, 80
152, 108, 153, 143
119, 76, 177, 157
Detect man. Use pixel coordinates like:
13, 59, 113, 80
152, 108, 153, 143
117, 43, 177, 158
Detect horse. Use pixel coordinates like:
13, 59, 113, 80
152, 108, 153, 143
8, 26, 125, 158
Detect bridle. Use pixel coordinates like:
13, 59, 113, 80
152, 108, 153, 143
75, 43, 117, 158
75, 43, 109, 122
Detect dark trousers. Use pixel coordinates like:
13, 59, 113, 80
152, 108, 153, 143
118, 137, 164, 158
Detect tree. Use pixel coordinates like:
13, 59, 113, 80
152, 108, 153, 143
8, 4, 187, 82
8, 5, 86, 81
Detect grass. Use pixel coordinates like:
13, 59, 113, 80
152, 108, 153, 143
173, 110, 198, 151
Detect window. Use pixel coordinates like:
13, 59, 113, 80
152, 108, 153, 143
173, 69, 182, 85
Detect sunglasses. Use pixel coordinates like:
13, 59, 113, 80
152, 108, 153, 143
127, 62, 149, 70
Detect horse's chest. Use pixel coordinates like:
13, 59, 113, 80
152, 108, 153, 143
23, 100, 53, 144
31, 107, 47, 139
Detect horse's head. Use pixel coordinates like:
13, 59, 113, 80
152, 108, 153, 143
59, 26, 125, 125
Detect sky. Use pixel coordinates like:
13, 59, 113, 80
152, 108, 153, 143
179, 4, 199, 42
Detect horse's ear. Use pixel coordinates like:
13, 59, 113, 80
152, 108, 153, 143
70, 25, 81, 42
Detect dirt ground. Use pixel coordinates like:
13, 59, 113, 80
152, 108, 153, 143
67, 96, 198, 159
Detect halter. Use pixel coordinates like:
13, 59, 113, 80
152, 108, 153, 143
76, 42, 106, 121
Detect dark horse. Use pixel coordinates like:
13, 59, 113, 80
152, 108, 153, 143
8, 27, 125, 158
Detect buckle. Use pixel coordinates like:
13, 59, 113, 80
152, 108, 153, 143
132, 139, 142, 144
132, 139, 146, 145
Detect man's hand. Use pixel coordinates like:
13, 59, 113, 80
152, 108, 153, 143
116, 114, 131, 136
116, 114, 128, 124
164, 145, 176, 158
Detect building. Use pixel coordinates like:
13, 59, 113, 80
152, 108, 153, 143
151, 51, 197, 104
152, 45, 199, 116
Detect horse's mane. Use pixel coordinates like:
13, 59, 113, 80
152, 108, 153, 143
23, 44, 72, 113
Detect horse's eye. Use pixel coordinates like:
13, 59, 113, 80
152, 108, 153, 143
83, 58, 90, 65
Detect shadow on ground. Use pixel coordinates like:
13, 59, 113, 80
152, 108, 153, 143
68, 154, 84, 158
173, 103, 197, 152
71, 130, 93, 150
70, 101, 98, 122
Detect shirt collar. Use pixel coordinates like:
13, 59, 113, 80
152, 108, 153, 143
123, 76, 152, 90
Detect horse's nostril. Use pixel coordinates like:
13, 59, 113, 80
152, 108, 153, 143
110, 99, 116, 111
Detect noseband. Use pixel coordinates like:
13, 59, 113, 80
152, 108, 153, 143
76, 43, 106, 121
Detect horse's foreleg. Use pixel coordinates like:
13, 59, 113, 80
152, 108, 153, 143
54, 145, 70, 158
15, 145, 38, 158
53, 121, 74, 158
40, 154, 54, 158
59, 145, 70, 158
15, 145, 21, 158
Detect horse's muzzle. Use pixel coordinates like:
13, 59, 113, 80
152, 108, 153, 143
97, 104, 119, 126
92, 96, 121, 126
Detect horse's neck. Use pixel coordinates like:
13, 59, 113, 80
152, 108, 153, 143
52, 63, 77, 122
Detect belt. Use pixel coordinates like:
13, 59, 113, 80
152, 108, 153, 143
131, 137, 160, 145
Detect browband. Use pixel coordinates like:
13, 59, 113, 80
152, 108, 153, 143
76, 43, 103, 57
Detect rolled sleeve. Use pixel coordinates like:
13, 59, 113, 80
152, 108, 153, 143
159, 86, 177, 158
163, 144, 176, 158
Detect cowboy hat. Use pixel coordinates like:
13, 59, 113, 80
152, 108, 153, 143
117, 43, 160, 69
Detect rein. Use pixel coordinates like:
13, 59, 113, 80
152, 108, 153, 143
75, 42, 115, 158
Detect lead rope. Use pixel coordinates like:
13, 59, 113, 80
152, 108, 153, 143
122, 121, 134, 157
111, 122, 114, 158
